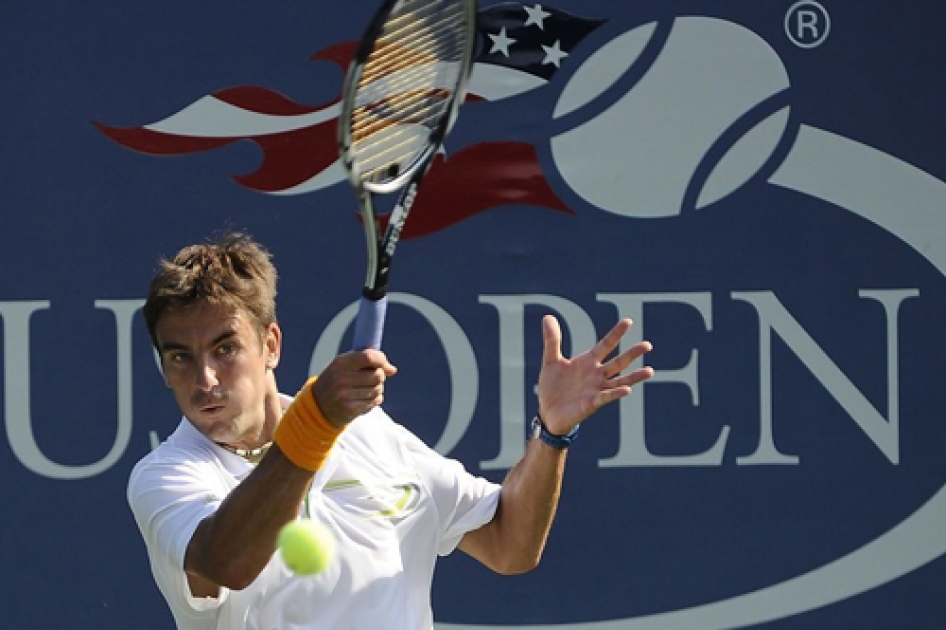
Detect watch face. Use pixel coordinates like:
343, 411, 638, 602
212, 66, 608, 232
530, 416, 541, 439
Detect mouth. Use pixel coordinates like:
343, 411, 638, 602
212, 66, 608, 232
193, 391, 227, 415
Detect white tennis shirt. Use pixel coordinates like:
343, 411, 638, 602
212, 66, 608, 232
128, 401, 501, 630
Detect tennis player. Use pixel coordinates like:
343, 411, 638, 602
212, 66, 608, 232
128, 232, 654, 629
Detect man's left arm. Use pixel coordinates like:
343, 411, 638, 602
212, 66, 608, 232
458, 432, 567, 573
459, 315, 653, 573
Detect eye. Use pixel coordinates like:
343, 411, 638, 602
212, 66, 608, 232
167, 352, 191, 365
217, 343, 236, 357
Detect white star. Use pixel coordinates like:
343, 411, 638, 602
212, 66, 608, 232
541, 40, 569, 67
523, 4, 552, 30
488, 27, 516, 57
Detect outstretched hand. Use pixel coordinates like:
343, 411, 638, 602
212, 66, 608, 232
536, 315, 653, 435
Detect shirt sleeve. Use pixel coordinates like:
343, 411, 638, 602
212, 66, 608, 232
391, 422, 501, 556
127, 451, 232, 618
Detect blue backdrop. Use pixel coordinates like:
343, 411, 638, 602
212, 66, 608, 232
3, 1, 946, 628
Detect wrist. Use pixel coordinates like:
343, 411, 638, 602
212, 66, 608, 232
274, 376, 346, 471
529, 413, 579, 449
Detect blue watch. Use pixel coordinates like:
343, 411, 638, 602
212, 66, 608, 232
530, 414, 579, 449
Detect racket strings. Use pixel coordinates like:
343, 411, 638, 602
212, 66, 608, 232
354, 74, 452, 129
349, 2, 468, 183
363, 12, 463, 80
351, 96, 443, 179
352, 90, 448, 153
356, 38, 461, 132
372, 10, 464, 93
351, 86, 454, 179
373, 5, 465, 63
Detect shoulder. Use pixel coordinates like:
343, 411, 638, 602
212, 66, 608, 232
127, 420, 231, 508
129, 420, 215, 474
343, 407, 469, 477
128, 439, 212, 483
344, 407, 426, 448
335, 408, 445, 470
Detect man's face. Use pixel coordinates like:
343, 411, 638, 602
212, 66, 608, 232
155, 302, 281, 448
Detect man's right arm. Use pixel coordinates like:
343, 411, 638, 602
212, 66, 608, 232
183, 349, 397, 595
184, 446, 314, 595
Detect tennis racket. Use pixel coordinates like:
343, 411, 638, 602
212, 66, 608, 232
339, 0, 477, 351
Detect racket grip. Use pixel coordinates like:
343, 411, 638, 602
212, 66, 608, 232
352, 295, 387, 350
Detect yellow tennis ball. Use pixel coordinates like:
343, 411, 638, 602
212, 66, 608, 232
278, 519, 335, 576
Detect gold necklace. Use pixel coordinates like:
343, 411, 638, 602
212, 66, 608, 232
218, 441, 272, 464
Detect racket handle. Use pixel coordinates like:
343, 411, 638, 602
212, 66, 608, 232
352, 295, 387, 350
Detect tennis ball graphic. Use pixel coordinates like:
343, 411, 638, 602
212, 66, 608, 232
551, 17, 793, 218
278, 519, 335, 576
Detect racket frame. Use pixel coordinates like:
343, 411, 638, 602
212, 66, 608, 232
338, 0, 477, 349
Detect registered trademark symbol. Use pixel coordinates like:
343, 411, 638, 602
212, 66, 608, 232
785, 0, 831, 49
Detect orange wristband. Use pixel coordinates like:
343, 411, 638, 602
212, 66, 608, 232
274, 376, 345, 472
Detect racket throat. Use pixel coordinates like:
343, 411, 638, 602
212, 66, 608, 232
363, 284, 388, 301
364, 252, 392, 301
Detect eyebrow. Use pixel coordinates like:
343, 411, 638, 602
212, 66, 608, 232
159, 330, 239, 354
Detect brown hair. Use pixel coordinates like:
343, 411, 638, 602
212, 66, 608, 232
143, 232, 278, 349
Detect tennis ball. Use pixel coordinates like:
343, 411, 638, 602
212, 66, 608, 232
277, 519, 335, 576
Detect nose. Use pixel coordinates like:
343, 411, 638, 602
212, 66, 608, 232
195, 359, 220, 393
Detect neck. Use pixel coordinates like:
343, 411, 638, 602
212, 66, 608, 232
217, 440, 272, 464
217, 385, 284, 464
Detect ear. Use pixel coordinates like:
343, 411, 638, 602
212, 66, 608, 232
264, 323, 282, 369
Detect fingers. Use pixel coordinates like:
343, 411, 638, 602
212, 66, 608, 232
608, 365, 655, 389
602, 334, 654, 397
593, 385, 632, 409
535, 313, 655, 431
602, 339, 653, 378
543, 315, 652, 379
346, 348, 397, 374
584, 320, 654, 412
541, 315, 564, 365
313, 350, 397, 425
592, 318, 634, 363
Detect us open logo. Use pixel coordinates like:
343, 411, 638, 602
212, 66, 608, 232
450, 12, 945, 629
90, 3, 946, 629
